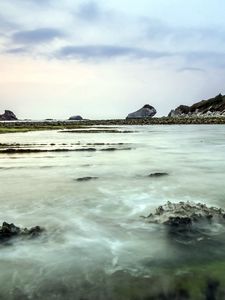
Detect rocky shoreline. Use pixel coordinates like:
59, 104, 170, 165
1, 116, 225, 134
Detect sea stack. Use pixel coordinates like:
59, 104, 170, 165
69, 115, 83, 121
168, 94, 225, 117
0, 110, 17, 121
126, 104, 157, 119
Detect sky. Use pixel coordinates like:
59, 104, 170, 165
0, 0, 225, 119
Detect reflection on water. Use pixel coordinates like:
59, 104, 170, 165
0, 125, 225, 299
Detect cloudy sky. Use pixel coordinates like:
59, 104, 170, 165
0, 0, 225, 119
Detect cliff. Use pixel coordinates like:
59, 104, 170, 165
168, 94, 225, 117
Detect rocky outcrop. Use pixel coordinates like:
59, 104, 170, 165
0, 222, 44, 242
145, 201, 225, 229
144, 201, 225, 244
69, 115, 83, 121
168, 105, 190, 117
168, 94, 225, 117
126, 104, 157, 119
0, 110, 17, 121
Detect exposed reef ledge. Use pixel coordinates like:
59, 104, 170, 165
0, 147, 132, 154
1, 117, 225, 135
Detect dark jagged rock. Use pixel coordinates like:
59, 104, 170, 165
145, 201, 225, 229
126, 104, 157, 119
168, 105, 190, 117
69, 115, 83, 121
146, 201, 225, 234
0, 110, 17, 121
76, 177, 98, 182
168, 94, 225, 117
148, 172, 169, 177
0, 222, 44, 242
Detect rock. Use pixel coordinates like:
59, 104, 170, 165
0, 110, 17, 121
126, 104, 157, 119
145, 201, 225, 229
168, 105, 190, 117
148, 172, 169, 177
69, 115, 83, 121
168, 94, 225, 117
0, 148, 98, 153
0, 222, 44, 242
100, 147, 132, 151
145, 202, 225, 238
76, 177, 98, 182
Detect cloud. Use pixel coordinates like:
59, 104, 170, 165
57, 44, 225, 70
5, 47, 28, 54
20, 0, 52, 5
0, 15, 16, 31
177, 67, 205, 73
184, 51, 225, 66
77, 1, 101, 21
1, 1, 225, 71
58, 45, 172, 60
144, 18, 225, 45
12, 28, 64, 45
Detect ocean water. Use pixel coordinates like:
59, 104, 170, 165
0, 125, 225, 299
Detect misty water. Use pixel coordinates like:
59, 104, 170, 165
0, 125, 225, 299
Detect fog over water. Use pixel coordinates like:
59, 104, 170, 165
0, 125, 225, 299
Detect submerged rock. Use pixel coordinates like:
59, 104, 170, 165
0, 222, 44, 242
0, 110, 17, 121
76, 177, 98, 182
126, 104, 157, 119
148, 172, 169, 177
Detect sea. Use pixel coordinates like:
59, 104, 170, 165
0, 125, 225, 299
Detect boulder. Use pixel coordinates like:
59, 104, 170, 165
146, 201, 225, 231
144, 202, 225, 245
0, 222, 44, 242
126, 104, 157, 119
69, 115, 83, 121
0, 110, 17, 121
168, 94, 225, 117
147, 201, 225, 227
